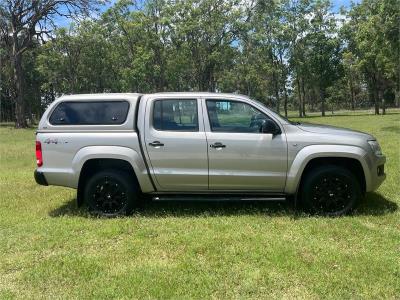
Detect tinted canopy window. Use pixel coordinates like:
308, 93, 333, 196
153, 99, 198, 131
49, 101, 129, 125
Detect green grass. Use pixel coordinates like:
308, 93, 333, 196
0, 113, 399, 299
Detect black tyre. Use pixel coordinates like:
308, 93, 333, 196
84, 169, 138, 217
300, 165, 361, 216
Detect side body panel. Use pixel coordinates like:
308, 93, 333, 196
36, 131, 154, 192
283, 124, 383, 194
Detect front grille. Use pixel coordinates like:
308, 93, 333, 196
377, 165, 385, 176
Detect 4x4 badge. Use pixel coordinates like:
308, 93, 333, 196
44, 138, 58, 144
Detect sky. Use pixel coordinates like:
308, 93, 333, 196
55, 0, 362, 27
331, 0, 361, 12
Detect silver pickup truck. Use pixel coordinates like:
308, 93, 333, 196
34, 93, 386, 216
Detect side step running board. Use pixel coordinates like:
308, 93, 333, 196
151, 195, 286, 201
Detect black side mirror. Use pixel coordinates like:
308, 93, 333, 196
260, 119, 281, 135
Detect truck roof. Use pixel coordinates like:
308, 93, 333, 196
58, 92, 250, 100
58, 93, 142, 101
150, 92, 250, 98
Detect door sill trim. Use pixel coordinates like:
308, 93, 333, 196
149, 193, 286, 202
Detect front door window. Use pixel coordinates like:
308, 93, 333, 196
206, 100, 273, 133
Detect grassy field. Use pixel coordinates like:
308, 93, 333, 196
0, 113, 399, 299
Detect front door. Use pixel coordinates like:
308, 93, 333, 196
204, 98, 287, 192
144, 98, 208, 191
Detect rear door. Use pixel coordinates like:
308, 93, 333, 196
203, 98, 288, 192
143, 97, 208, 191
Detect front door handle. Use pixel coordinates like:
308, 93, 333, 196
210, 142, 226, 149
149, 141, 164, 147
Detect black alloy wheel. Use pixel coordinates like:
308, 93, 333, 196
301, 165, 361, 216
84, 170, 137, 217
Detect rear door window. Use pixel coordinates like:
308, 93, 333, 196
49, 101, 129, 125
153, 99, 198, 131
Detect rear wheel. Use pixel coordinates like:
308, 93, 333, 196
300, 165, 361, 216
84, 169, 138, 217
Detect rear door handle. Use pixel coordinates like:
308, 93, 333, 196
149, 141, 164, 147
210, 142, 226, 148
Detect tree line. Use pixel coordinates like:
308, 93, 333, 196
0, 0, 399, 128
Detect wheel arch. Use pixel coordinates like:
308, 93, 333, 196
77, 158, 142, 206
72, 146, 154, 200
285, 145, 371, 195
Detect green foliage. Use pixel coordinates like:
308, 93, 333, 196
0, 0, 399, 123
342, 0, 400, 113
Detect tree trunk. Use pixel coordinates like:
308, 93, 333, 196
374, 87, 380, 115
380, 90, 386, 115
296, 77, 303, 118
283, 84, 288, 118
320, 88, 325, 117
275, 88, 280, 114
155, 47, 165, 92
199, 64, 214, 92
310, 88, 315, 112
273, 71, 280, 114
349, 76, 355, 110
13, 50, 27, 128
301, 78, 306, 117
210, 69, 216, 92
278, 52, 288, 117
371, 74, 380, 115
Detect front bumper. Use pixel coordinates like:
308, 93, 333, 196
368, 155, 386, 191
34, 170, 48, 186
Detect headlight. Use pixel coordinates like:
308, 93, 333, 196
368, 140, 382, 156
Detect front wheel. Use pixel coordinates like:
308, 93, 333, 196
300, 165, 362, 216
84, 169, 138, 217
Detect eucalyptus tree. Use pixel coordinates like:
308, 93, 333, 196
283, 0, 312, 117
38, 20, 119, 96
162, 0, 243, 91
38, 27, 84, 96
0, 0, 101, 128
250, 0, 292, 115
101, 0, 173, 92
341, 51, 361, 110
344, 0, 399, 114
305, 0, 341, 116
